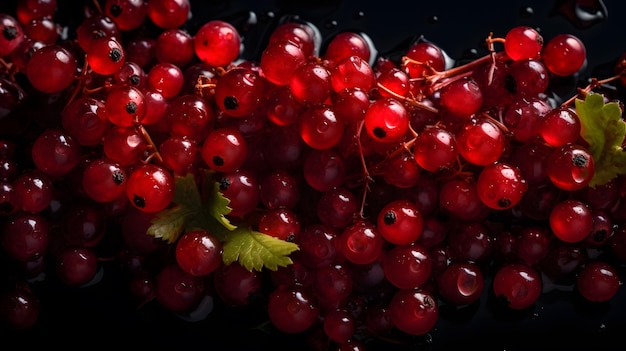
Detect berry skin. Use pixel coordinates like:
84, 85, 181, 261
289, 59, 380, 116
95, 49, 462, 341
201, 127, 248, 173
576, 261, 621, 303
546, 143, 594, 191
476, 162, 528, 210
504, 25, 543, 61
86, 36, 126, 76
382, 243, 432, 289
126, 164, 175, 213
364, 97, 409, 143
82, 158, 127, 203
439, 77, 483, 119
436, 262, 484, 306
26, 44, 77, 94
194, 20, 241, 67
214, 67, 265, 118
492, 263, 542, 309
542, 34, 586, 76
389, 288, 438, 335
267, 284, 319, 334
377, 199, 424, 245
175, 230, 223, 277
549, 199, 593, 243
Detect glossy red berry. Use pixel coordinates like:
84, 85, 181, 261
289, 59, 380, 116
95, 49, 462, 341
175, 230, 223, 277
194, 20, 240, 67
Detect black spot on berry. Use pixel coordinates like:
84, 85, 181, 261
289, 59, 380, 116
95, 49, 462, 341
2, 26, 18, 40
373, 127, 386, 139
109, 48, 123, 63
383, 210, 396, 225
497, 198, 511, 208
112, 170, 125, 185
129, 75, 141, 86
286, 234, 296, 242
219, 177, 231, 190
223, 96, 239, 110
125, 101, 137, 114
212, 155, 224, 167
572, 154, 588, 167
133, 194, 146, 208
109, 4, 122, 17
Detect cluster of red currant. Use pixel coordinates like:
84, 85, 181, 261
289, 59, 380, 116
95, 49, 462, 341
1, 0, 626, 349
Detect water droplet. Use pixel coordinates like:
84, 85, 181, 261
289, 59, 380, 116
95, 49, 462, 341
553, 0, 608, 29
353, 11, 365, 20
519, 6, 534, 18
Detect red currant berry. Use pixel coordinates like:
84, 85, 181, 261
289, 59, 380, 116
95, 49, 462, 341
576, 261, 621, 303
504, 25, 543, 61
492, 262, 541, 309
194, 20, 240, 67
549, 199, 593, 243
377, 199, 423, 245
126, 164, 175, 213
476, 162, 528, 210
541, 34, 586, 76
175, 230, 223, 277
389, 288, 438, 335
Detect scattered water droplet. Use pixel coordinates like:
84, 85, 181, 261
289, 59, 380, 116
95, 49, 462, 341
553, 0, 608, 29
519, 6, 534, 18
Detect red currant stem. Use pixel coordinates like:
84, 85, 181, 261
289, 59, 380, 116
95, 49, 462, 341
376, 82, 439, 114
195, 75, 217, 97
485, 34, 505, 85
135, 122, 163, 164
479, 111, 511, 135
63, 59, 90, 110
92, 0, 103, 14
386, 137, 417, 163
561, 75, 622, 107
355, 120, 373, 219
0, 57, 15, 78
420, 53, 494, 87
368, 135, 418, 177
401, 56, 440, 77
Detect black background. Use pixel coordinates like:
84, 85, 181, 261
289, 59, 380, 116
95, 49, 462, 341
2, 0, 626, 350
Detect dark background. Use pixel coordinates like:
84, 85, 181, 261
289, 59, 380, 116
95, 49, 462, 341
2, 0, 626, 350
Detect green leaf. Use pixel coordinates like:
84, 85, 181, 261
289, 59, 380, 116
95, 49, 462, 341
222, 227, 299, 271
200, 170, 236, 231
576, 93, 626, 187
147, 169, 299, 271
147, 173, 201, 243
147, 206, 193, 243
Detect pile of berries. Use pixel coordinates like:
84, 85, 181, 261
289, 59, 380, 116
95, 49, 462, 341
1, 0, 626, 349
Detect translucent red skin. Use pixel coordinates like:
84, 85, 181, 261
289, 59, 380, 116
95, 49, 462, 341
576, 261, 621, 302
175, 230, 223, 277
492, 263, 542, 309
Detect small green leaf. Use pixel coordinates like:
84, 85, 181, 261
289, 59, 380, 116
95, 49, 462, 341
147, 173, 201, 243
576, 93, 626, 187
201, 170, 236, 231
173, 172, 202, 208
147, 206, 194, 243
222, 228, 299, 271
147, 170, 299, 271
